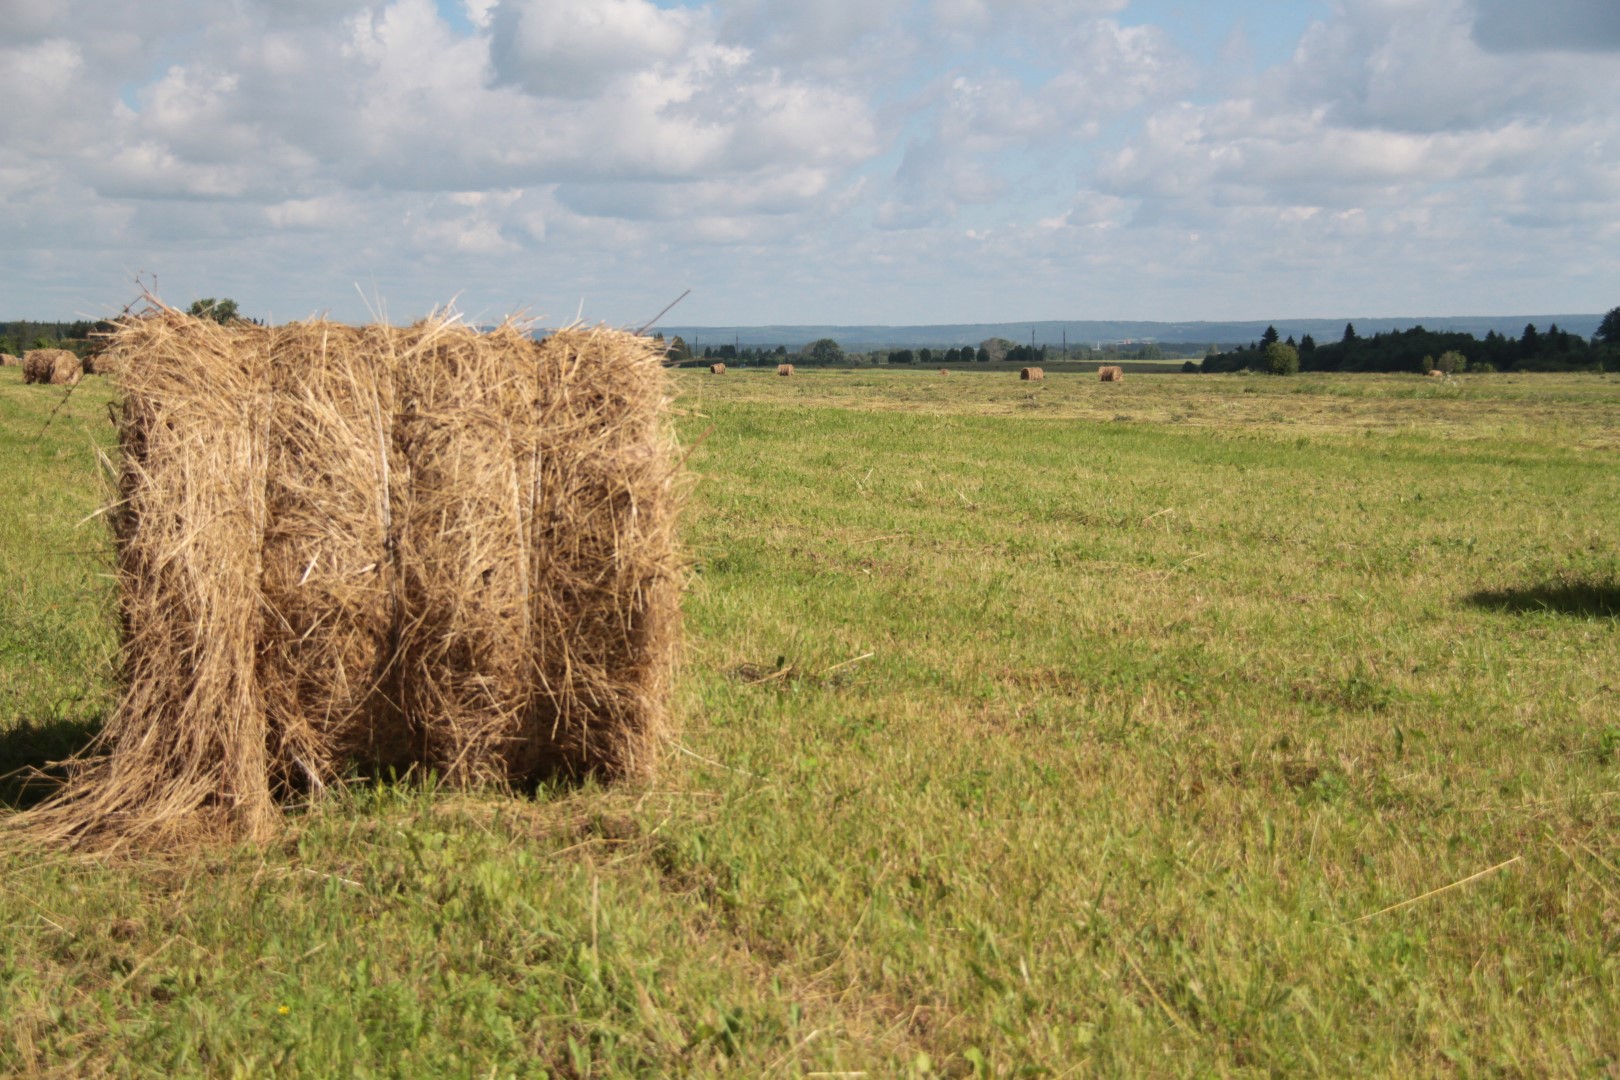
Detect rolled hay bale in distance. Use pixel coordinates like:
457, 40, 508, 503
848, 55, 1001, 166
1020, 367, 1044, 381
0, 353, 18, 367
17, 306, 684, 849
1099, 365, 1124, 382
23, 349, 82, 385
709, 362, 726, 374
777, 363, 794, 376
938, 369, 950, 375
1427, 369, 1445, 378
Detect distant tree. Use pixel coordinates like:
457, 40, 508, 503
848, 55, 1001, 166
1597, 306, 1620, 345
980, 337, 1015, 363
1264, 341, 1300, 376
666, 335, 692, 362
1435, 350, 1465, 374
918, 348, 933, 365
804, 338, 844, 365
1261, 325, 1280, 348
1299, 333, 1316, 353
774, 345, 788, 356
188, 297, 239, 324
1182, 360, 1199, 373
1342, 322, 1358, 344
888, 349, 914, 364
976, 346, 990, 363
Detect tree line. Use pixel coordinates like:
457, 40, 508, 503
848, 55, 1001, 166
1202, 309, 1620, 374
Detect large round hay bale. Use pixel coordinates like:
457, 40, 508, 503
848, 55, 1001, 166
23, 349, 82, 385
1099, 365, 1124, 382
17, 307, 684, 849
1020, 366, 1044, 381
777, 363, 794, 376
22, 351, 80, 383
1426, 369, 1444, 378
709, 362, 726, 374
0, 353, 19, 367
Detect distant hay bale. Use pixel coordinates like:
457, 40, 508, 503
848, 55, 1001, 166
1099, 365, 1124, 382
0, 353, 18, 367
709, 363, 726, 374
938, 368, 950, 375
18, 306, 684, 849
1020, 367, 1044, 381
777, 364, 794, 376
23, 349, 82, 386
1427, 369, 1444, 378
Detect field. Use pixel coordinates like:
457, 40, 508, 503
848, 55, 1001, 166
2, 365, 1618, 1075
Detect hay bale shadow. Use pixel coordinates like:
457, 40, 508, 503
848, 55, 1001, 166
0, 715, 103, 810
1466, 579, 1620, 618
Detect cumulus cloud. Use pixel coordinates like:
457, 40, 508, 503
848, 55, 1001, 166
1472, 0, 1620, 53
0, 0, 1617, 323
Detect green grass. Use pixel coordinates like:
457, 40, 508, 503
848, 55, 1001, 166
2, 366, 1618, 1076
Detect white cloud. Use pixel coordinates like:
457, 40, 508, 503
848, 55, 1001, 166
0, 0, 1616, 323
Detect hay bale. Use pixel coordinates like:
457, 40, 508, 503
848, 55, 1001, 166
777, 364, 794, 376
0, 353, 18, 367
709, 363, 726, 374
1099, 365, 1124, 382
938, 368, 950, 375
22, 311, 279, 847
23, 349, 82, 385
1020, 367, 1044, 381
1427, 369, 1444, 378
19, 307, 683, 849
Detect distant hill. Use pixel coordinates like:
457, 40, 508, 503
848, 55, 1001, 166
645, 315, 1605, 351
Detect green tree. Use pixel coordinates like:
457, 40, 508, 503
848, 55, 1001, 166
188, 297, 240, 323
1435, 350, 1465, 374
804, 338, 844, 365
1261, 325, 1280, 348
975, 346, 990, 363
666, 335, 692, 362
1596, 306, 1620, 345
1264, 341, 1299, 376
1342, 322, 1358, 344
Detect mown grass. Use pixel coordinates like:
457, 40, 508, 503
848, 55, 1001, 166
2, 365, 1618, 1076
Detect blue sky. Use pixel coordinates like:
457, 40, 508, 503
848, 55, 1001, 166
3, 0, 1618, 326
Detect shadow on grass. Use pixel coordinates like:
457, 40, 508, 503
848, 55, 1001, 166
0, 714, 102, 810
1466, 579, 1620, 619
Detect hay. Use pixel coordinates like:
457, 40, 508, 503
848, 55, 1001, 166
1099, 365, 1124, 382
18, 307, 683, 849
1020, 367, 1044, 381
709, 363, 726, 374
23, 349, 82, 386
0, 353, 18, 367
938, 369, 950, 375
777, 364, 794, 377
1427, 369, 1444, 378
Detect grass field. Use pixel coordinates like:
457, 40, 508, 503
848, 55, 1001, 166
2, 365, 1618, 1076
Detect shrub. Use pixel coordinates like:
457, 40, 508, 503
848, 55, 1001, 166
1264, 342, 1300, 376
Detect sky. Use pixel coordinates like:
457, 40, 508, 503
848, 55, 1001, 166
2, 0, 1618, 327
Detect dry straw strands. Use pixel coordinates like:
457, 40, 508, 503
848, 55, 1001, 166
777, 364, 795, 376
709, 363, 726, 374
23, 349, 82, 385
19, 305, 684, 850
1099, 365, 1124, 382
0, 353, 19, 367
1020, 367, 1044, 381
